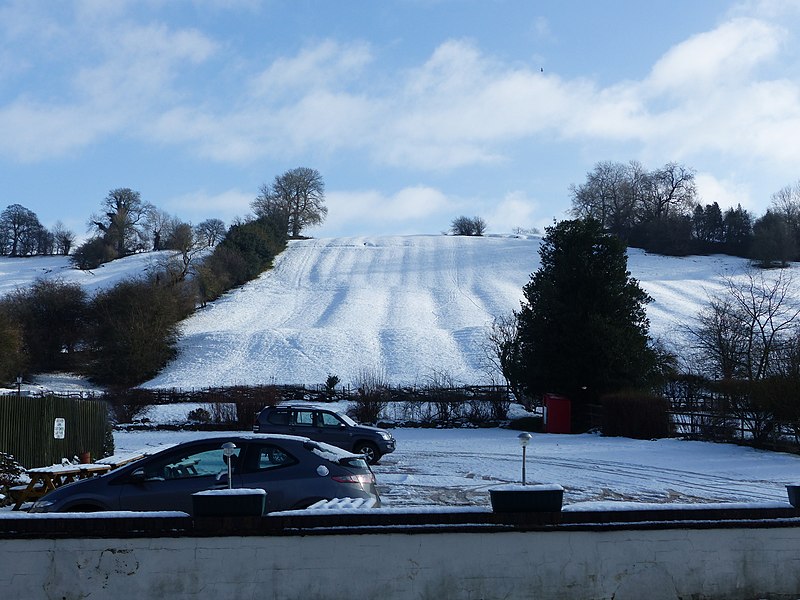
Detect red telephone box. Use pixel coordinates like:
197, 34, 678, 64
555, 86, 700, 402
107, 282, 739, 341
544, 393, 571, 434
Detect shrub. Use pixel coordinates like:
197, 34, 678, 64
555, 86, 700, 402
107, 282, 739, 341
234, 386, 279, 430
4, 279, 88, 372
84, 276, 194, 386
71, 236, 117, 270
351, 367, 389, 423
187, 407, 212, 424
106, 391, 151, 424
451, 216, 487, 236
601, 391, 673, 439
0, 452, 25, 508
210, 402, 237, 424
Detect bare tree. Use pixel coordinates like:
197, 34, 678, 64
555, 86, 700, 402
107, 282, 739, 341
450, 216, 487, 236
170, 222, 200, 279
483, 313, 528, 406
51, 221, 76, 255
194, 218, 226, 247
144, 207, 179, 251
570, 161, 638, 237
252, 167, 327, 238
451, 216, 474, 235
688, 270, 800, 381
639, 163, 697, 223
769, 180, 800, 256
770, 180, 800, 230
89, 188, 153, 257
0, 204, 44, 256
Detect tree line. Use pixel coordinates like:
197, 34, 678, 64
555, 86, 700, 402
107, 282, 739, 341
0, 204, 75, 257
571, 161, 800, 267
0, 167, 327, 388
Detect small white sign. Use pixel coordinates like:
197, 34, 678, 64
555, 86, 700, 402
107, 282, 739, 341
54, 418, 66, 439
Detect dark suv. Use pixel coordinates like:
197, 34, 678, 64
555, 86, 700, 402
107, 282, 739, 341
253, 405, 395, 464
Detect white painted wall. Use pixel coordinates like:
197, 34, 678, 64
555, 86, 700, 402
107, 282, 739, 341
2, 526, 799, 599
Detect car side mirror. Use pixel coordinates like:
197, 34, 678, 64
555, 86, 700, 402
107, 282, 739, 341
129, 468, 147, 484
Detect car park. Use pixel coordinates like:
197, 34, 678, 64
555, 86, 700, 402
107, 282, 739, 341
253, 405, 396, 464
28, 435, 380, 514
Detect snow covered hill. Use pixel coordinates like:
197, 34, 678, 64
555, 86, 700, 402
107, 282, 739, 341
0, 251, 175, 297
1, 235, 785, 390
143, 235, 763, 389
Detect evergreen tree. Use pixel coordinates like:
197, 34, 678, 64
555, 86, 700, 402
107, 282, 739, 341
511, 218, 660, 407
722, 204, 753, 257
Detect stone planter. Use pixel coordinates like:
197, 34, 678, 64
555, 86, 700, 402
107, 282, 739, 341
787, 485, 800, 508
192, 489, 266, 517
489, 484, 564, 513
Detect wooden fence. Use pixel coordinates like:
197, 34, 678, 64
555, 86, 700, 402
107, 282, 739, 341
0, 395, 109, 469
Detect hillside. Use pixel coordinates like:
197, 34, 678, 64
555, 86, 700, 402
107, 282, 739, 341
2, 235, 779, 390
141, 235, 760, 389
0, 251, 176, 298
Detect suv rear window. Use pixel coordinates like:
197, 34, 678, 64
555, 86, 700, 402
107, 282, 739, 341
267, 410, 290, 426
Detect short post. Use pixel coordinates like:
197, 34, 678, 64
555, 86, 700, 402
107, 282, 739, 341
518, 432, 531, 485
222, 442, 236, 490
15, 375, 22, 399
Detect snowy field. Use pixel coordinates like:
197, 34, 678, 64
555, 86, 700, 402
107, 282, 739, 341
108, 426, 800, 510
141, 235, 784, 389
2, 234, 791, 391
0, 250, 177, 298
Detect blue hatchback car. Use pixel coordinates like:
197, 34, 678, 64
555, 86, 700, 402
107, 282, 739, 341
29, 435, 380, 514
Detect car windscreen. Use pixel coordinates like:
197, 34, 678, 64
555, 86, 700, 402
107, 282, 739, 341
338, 413, 358, 427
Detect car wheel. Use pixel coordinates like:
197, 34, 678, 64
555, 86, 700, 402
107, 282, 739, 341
354, 442, 380, 465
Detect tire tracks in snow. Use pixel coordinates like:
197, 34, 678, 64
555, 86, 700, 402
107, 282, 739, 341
374, 449, 786, 507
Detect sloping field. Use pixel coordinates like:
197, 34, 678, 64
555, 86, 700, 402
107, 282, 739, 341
143, 234, 761, 389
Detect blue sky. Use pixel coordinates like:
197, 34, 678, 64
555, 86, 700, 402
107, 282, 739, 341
2, 0, 799, 239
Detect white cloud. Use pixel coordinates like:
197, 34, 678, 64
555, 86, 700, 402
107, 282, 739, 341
695, 172, 754, 212
0, 4, 219, 161
647, 18, 782, 94
249, 40, 372, 98
2, 1, 800, 197
322, 186, 453, 236
163, 188, 253, 223
484, 192, 541, 234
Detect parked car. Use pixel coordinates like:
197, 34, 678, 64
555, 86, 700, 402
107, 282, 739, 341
253, 405, 396, 464
28, 435, 380, 514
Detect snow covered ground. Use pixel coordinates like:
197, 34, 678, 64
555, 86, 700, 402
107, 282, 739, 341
2, 234, 794, 392
108, 426, 800, 510
142, 235, 782, 389
0, 250, 177, 298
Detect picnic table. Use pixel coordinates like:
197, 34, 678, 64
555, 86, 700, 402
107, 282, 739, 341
10, 463, 112, 511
